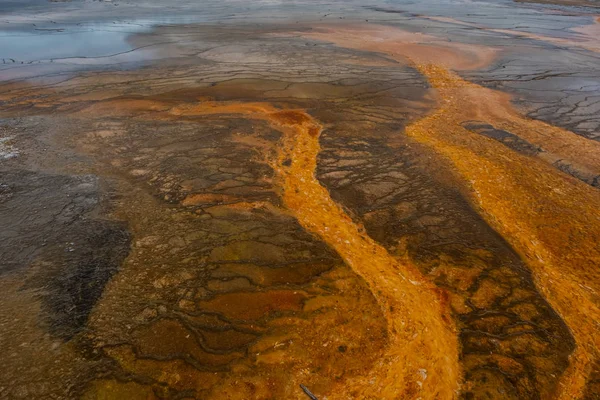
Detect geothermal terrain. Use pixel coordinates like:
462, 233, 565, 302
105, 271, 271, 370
1, 0, 600, 399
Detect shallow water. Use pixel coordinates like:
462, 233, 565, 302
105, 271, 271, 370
0, 26, 135, 62
0, 0, 595, 66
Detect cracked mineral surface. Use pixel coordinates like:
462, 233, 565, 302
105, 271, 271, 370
1, 0, 600, 399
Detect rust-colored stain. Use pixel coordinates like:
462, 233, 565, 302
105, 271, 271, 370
197, 290, 307, 320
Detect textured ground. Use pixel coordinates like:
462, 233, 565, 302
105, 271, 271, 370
1, 0, 600, 399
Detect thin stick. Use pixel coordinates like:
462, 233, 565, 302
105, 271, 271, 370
300, 384, 318, 400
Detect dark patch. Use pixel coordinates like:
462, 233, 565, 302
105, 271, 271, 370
26, 220, 130, 340
363, 6, 413, 15
582, 361, 600, 400
0, 182, 13, 203
462, 121, 600, 189
462, 121, 541, 156
552, 159, 600, 188
0, 168, 130, 339
0, 170, 99, 275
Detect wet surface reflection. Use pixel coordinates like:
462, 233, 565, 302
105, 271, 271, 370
0, 26, 134, 63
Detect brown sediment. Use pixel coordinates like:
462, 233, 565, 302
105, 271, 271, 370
169, 101, 461, 398
182, 193, 240, 206
298, 23, 600, 398
197, 290, 307, 320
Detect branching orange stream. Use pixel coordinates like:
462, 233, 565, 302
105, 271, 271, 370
170, 102, 461, 399
297, 24, 600, 398
404, 65, 600, 400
